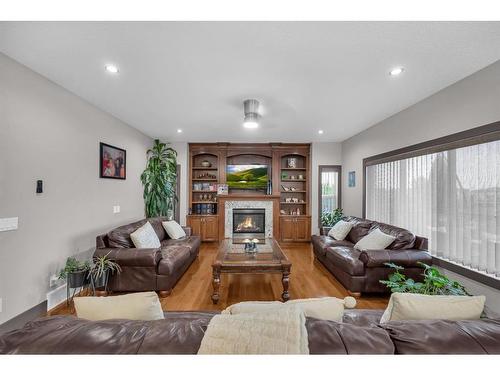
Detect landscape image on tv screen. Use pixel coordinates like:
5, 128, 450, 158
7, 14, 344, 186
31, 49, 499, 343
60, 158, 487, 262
226, 165, 268, 189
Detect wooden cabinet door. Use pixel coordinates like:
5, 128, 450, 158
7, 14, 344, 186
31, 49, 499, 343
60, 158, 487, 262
187, 216, 202, 237
280, 217, 296, 242
295, 216, 311, 242
202, 216, 218, 242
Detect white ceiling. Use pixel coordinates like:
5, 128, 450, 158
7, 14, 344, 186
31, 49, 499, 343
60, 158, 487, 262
1, 22, 500, 142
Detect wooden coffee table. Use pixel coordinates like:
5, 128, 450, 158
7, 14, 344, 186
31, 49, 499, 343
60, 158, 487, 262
211, 238, 292, 304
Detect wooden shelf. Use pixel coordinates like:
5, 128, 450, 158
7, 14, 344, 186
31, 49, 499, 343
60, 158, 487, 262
281, 168, 307, 171
192, 201, 217, 204
281, 190, 306, 193
281, 179, 306, 182
281, 202, 306, 205
192, 167, 218, 170
192, 190, 218, 193
192, 179, 218, 182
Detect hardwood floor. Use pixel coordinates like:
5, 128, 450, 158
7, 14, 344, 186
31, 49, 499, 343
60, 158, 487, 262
49, 242, 388, 316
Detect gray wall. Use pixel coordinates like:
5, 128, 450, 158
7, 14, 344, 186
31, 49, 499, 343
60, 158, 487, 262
341, 59, 500, 217
0, 53, 152, 324
340, 59, 500, 314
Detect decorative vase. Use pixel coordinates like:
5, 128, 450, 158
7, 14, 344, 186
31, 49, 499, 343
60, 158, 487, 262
287, 157, 297, 168
201, 160, 211, 167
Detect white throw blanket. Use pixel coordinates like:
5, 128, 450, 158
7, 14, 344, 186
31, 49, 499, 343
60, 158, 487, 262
197, 306, 309, 354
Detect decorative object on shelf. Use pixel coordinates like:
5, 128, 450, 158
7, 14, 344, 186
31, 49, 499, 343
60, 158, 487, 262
58, 257, 90, 306
141, 139, 178, 218
380, 262, 470, 296
280, 209, 287, 215
285, 197, 292, 203
89, 252, 121, 295
290, 175, 296, 180
217, 183, 228, 195
201, 160, 212, 168
348, 171, 356, 187
100, 142, 126, 180
266, 179, 272, 195
281, 172, 288, 180
292, 198, 299, 203
298, 174, 304, 180
287, 157, 297, 169
281, 185, 290, 191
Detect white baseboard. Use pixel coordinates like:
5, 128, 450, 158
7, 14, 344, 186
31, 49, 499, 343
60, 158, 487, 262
46, 284, 67, 311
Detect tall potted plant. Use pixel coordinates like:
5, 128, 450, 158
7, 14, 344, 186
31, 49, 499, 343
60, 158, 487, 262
141, 139, 178, 218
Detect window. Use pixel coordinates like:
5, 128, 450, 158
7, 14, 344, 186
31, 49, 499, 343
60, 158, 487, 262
365, 135, 500, 279
319, 165, 341, 228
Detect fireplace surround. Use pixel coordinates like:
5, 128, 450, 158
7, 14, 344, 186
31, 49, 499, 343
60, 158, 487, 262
232, 208, 265, 240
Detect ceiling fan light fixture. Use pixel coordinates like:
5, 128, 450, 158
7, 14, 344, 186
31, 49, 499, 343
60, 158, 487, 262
243, 99, 260, 129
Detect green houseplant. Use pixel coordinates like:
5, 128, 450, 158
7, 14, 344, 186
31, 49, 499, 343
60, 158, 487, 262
380, 262, 470, 296
141, 139, 178, 218
89, 252, 122, 291
58, 257, 90, 288
320, 208, 344, 235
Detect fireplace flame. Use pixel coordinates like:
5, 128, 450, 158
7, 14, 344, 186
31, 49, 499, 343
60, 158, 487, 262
236, 216, 260, 232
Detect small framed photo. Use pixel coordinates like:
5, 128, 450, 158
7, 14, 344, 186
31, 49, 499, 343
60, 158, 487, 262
348, 171, 356, 187
217, 183, 228, 195
100, 142, 126, 179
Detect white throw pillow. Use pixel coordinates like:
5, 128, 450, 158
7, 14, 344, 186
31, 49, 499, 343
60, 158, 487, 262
354, 228, 395, 251
162, 220, 186, 239
130, 221, 161, 248
380, 293, 486, 323
223, 296, 357, 322
74, 292, 164, 321
327, 220, 354, 241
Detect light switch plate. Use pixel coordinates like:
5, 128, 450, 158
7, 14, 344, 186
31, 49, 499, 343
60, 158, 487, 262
113, 205, 121, 214
0, 217, 18, 232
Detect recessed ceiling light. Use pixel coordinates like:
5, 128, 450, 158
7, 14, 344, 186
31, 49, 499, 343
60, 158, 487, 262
389, 67, 404, 76
318, 130, 324, 134
177, 129, 183, 133
105, 64, 119, 74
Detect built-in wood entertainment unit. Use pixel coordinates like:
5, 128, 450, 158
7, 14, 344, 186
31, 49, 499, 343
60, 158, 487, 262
187, 143, 311, 242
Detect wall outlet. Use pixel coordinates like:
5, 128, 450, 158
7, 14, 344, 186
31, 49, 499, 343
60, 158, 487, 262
113, 205, 120, 214
49, 274, 59, 288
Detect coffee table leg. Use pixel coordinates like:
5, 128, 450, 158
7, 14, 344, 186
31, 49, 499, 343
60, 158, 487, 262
281, 269, 290, 301
211, 267, 221, 304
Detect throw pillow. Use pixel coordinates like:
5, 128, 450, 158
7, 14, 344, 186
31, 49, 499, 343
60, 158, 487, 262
380, 292, 486, 323
223, 296, 357, 322
354, 228, 395, 251
130, 221, 161, 248
162, 220, 186, 239
74, 292, 164, 321
327, 220, 354, 241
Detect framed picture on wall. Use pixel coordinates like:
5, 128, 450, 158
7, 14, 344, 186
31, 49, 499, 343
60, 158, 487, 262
348, 171, 356, 187
100, 142, 126, 179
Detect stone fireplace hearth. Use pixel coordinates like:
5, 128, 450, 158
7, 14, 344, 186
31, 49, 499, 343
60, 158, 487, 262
224, 200, 273, 238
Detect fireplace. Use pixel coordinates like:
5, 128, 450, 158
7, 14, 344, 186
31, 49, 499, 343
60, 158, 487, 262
232, 208, 266, 240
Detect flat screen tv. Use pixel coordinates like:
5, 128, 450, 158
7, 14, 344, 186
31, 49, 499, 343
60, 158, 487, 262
226, 165, 268, 190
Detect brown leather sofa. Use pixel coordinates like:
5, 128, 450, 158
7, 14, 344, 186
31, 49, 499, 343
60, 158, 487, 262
312, 216, 431, 295
1, 310, 499, 354
94, 216, 200, 296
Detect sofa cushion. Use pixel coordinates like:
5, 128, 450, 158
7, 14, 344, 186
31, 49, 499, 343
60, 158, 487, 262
327, 220, 354, 241
354, 228, 396, 251
158, 246, 192, 276
162, 220, 186, 239
382, 319, 500, 354
380, 293, 486, 323
130, 222, 161, 249
161, 236, 201, 256
371, 222, 416, 250
345, 216, 373, 244
74, 292, 164, 321
325, 246, 365, 276
312, 235, 354, 256
108, 219, 147, 248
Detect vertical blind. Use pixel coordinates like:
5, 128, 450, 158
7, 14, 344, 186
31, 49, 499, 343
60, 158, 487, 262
320, 170, 339, 214
366, 139, 500, 277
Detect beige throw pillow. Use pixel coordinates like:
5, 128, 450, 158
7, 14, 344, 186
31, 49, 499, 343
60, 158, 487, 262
74, 292, 164, 321
162, 220, 186, 239
223, 296, 357, 322
130, 221, 161, 248
380, 293, 486, 323
354, 228, 395, 251
327, 220, 354, 241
